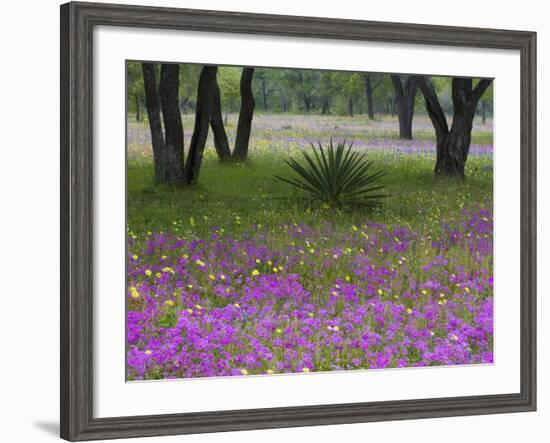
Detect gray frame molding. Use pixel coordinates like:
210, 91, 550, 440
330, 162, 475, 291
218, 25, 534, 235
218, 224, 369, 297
60, 1, 536, 441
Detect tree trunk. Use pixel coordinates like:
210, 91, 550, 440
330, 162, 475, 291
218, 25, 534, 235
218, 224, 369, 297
364, 75, 375, 120
391, 74, 417, 140
348, 98, 354, 117
321, 97, 330, 115
184, 66, 217, 184
262, 78, 269, 111
279, 92, 287, 112
141, 63, 165, 182
180, 96, 189, 114
157, 64, 185, 185
481, 100, 487, 124
433, 115, 473, 178
416, 76, 492, 179
142, 63, 185, 184
233, 67, 255, 161
135, 94, 141, 122
209, 75, 232, 161
303, 97, 311, 113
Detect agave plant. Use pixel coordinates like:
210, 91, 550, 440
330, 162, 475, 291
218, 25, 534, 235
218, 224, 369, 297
275, 139, 387, 206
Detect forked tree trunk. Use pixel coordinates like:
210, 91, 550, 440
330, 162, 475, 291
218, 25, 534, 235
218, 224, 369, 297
233, 67, 255, 161
142, 63, 185, 185
364, 74, 375, 120
184, 66, 218, 184
209, 76, 232, 161
416, 76, 492, 179
390, 74, 417, 140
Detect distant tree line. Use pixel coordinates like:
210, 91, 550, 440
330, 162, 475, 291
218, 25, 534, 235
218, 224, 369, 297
128, 62, 493, 182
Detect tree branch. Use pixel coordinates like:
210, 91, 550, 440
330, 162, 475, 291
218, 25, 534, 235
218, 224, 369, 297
471, 78, 493, 103
415, 76, 449, 139
390, 74, 404, 98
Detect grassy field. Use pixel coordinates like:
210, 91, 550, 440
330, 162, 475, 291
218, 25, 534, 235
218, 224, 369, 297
127, 113, 493, 237
126, 113, 494, 380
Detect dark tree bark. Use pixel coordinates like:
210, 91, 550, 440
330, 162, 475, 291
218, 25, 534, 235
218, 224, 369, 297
279, 91, 287, 112
158, 64, 185, 184
348, 98, 354, 117
390, 74, 417, 140
303, 97, 311, 113
363, 74, 375, 120
179, 96, 189, 114
143, 63, 185, 185
321, 97, 330, 115
209, 75, 232, 161
135, 94, 141, 122
233, 67, 255, 160
481, 100, 487, 124
184, 66, 218, 184
298, 71, 312, 113
261, 78, 269, 111
416, 76, 492, 178
142, 63, 164, 179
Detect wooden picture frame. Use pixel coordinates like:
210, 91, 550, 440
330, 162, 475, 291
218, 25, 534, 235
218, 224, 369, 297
60, 1, 536, 440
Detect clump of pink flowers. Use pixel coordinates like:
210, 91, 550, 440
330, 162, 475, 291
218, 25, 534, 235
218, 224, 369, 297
127, 207, 493, 380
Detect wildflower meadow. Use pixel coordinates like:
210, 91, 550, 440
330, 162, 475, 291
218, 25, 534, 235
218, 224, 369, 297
126, 111, 494, 381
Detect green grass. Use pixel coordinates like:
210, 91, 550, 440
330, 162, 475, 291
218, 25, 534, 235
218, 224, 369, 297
127, 149, 492, 240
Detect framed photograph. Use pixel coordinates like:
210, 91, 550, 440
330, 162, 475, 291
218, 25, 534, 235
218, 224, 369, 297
60, 1, 536, 440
